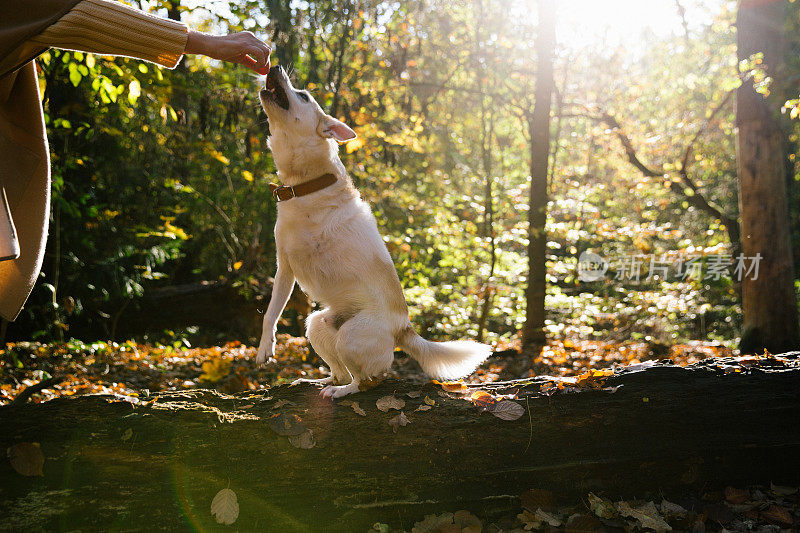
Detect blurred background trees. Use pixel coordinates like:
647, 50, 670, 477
4, 0, 800, 353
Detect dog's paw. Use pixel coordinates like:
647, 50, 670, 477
319, 382, 360, 399
255, 338, 275, 365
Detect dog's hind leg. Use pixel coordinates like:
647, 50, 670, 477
294, 308, 351, 386
320, 312, 394, 398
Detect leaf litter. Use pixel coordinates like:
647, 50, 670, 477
0, 337, 735, 406
374, 483, 800, 532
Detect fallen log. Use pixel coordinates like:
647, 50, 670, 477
96, 280, 311, 340
1, 354, 799, 531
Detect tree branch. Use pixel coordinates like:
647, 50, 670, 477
12, 376, 65, 405
562, 103, 740, 243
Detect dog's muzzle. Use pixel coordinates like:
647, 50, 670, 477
262, 66, 291, 110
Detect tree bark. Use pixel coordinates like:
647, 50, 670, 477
736, 0, 800, 353
523, 0, 556, 352
1, 355, 799, 532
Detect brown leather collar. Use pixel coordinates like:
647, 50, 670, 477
269, 173, 338, 202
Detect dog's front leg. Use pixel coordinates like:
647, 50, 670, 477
256, 262, 295, 364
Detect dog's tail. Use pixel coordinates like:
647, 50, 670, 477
396, 325, 491, 380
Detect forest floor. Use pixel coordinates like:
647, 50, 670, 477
0, 336, 731, 405
4, 337, 798, 531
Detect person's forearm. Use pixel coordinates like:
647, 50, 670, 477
29, 0, 188, 69
185, 30, 212, 56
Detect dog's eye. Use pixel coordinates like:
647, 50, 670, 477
297, 91, 309, 103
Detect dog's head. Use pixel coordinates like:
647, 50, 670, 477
259, 66, 356, 171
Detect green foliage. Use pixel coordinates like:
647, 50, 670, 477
8, 0, 798, 347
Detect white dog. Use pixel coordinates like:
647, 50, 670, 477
256, 65, 491, 398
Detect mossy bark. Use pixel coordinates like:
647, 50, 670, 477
1, 355, 799, 532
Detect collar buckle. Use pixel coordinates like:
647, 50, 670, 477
272, 185, 296, 202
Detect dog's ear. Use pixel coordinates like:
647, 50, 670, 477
317, 115, 357, 143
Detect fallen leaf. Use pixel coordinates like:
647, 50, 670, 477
576, 368, 614, 388
769, 482, 797, 496
412, 511, 453, 533
289, 429, 316, 449
199, 358, 231, 382
269, 413, 306, 436
210, 488, 239, 525
761, 504, 793, 526
351, 401, 366, 416
424, 395, 435, 406
588, 492, 616, 519
491, 400, 525, 421
535, 508, 562, 526
388, 411, 410, 433
517, 509, 542, 530
7, 442, 44, 476
434, 380, 468, 393
453, 509, 482, 532
271, 399, 291, 409
358, 376, 383, 391
415, 404, 432, 412
406, 391, 422, 398
724, 486, 749, 504
616, 501, 671, 532
376, 395, 405, 412
660, 499, 687, 518
469, 390, 497, 410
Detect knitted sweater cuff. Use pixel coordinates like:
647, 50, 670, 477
29, 0, 188, 68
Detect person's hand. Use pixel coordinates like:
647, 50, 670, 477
185, 31, 271, 74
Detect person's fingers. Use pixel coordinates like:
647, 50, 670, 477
246, 43, 271, 74
244, 43, 267, 65
236, 53, 259, 70
243, 33, 271, 60
199, 32, 271, 72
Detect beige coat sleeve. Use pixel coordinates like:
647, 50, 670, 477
28, 0, 189, 68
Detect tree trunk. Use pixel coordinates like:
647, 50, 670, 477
2, 355, 799, 532
475, 0, 497, 344
736, 0, 800, 353
523, 0, 556, 352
